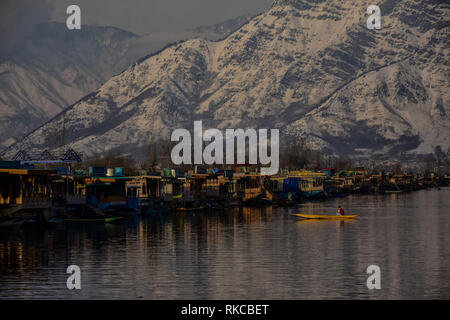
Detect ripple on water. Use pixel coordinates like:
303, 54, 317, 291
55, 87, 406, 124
0, 188, 449, 299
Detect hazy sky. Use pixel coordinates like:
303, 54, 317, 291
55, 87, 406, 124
0, 0, 53, 56
0, 0, 273, 57
49, 0, 273, 34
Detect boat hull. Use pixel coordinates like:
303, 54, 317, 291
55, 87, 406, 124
65, 217, 124, 223
176, 206, 205, 212
293, 214, 359, 220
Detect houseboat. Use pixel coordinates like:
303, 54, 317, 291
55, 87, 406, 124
289, 170, 326, 199
84, 167, 138, 215
0, 161, 55, 222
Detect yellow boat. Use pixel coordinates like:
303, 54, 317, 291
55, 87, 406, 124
292, 214, 359, 220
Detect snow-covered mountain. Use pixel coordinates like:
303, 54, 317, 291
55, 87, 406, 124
2, 0, 449, 162
0, 23, 140, 149
0, 15, 254, 149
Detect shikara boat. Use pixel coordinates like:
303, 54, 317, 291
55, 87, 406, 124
176, 206, 206, 212
64, 216, 124, 223
0, 218, 26, 228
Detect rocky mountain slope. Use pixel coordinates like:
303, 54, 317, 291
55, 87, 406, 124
2, 0, 448, 162
0, 23, 140, 148
0, 15, 254, 149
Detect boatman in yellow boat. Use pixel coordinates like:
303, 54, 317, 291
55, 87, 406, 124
337, 206, 345, 216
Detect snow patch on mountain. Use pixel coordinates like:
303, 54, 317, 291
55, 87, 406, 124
2, 0, 448, 162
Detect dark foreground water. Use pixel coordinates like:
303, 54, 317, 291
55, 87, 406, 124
0, 188, 449, 299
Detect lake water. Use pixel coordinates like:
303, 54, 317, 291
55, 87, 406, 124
0, 188, 449, 299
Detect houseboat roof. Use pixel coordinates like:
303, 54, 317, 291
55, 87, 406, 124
85, 176, 132, 182
129, 175, 162, 180
0, 168, 57, 175
288, 170, 326, 177
190, 173, 209, 178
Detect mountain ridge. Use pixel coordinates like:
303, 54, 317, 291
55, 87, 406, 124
0, 14, 255, 149
2, 0, 449, 163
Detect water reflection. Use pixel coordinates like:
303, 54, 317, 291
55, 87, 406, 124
0, 188, 449, 299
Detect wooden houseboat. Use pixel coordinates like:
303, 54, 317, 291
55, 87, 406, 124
289, 170, 326, 199
0, 161, 55, 221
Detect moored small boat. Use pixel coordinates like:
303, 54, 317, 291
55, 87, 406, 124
64, 216, 124, 223
176, 206, 206, 212
48, 217, 65, 224
0, 218, 26, 228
